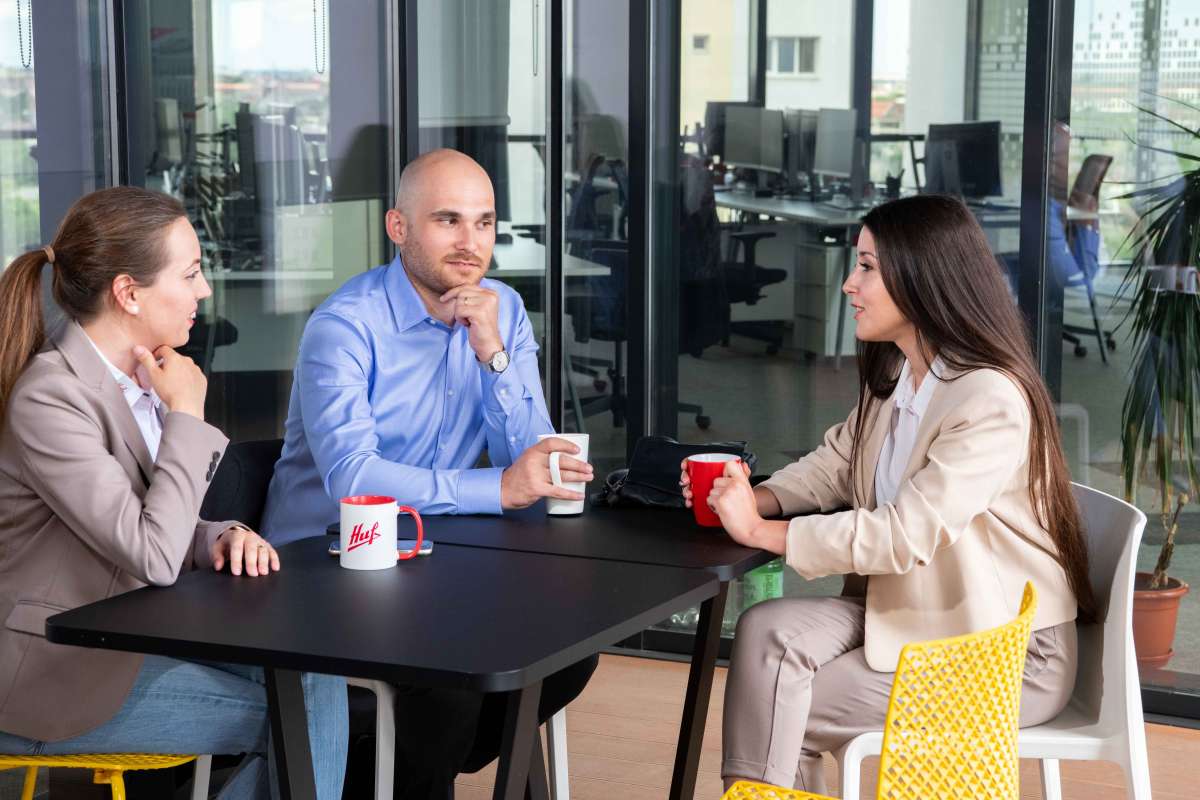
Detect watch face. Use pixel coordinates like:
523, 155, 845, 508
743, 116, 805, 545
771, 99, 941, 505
491, 350, 510, 373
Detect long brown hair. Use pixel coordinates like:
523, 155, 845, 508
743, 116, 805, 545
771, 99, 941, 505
0, 187, 186, 424
850, 194, 1095, 621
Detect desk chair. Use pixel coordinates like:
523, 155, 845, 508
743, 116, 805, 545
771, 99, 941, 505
200, 440, 571, 800
1062, 154, 1115, 361
729, 583, 1039, 800
0, 754, 209, 800
834, 483, 1152, 800
564, 158, 705, 431
721, 226, 786, 354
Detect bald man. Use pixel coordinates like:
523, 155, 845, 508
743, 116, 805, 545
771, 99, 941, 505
261, 149, 597, 798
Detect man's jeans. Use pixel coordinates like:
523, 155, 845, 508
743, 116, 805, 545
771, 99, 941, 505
0, 656, 347, 800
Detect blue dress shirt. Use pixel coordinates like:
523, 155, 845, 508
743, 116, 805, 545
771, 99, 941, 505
261, 254, 553, 545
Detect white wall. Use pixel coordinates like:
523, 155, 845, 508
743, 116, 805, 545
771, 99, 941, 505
764, 0, 852, 110
904, 0, 969, 132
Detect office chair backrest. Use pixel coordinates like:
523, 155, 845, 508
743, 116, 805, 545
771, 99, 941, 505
199, 439, 284, 531
1068, 482, 1146, 735
576, 113, 625, 170
1070, 154, 1113, 204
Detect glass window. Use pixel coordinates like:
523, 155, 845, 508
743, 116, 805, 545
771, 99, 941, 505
560, 0, 632, 478
776, 37, 796, 73
1056, 0, 1200, 699
0, 2, 113, 268
121, 0, 394, 441
417, 0, 549, 396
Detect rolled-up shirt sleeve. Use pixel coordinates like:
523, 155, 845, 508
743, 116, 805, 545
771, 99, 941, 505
298, 312, 504, 515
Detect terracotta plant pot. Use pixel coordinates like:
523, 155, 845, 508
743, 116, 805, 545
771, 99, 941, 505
1132, 571, 1190, 669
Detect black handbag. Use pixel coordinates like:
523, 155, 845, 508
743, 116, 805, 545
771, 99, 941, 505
592, 435, 756, 509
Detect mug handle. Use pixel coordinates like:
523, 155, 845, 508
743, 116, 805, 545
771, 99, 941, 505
398, 505, 423, 561
548, 451, 564, 488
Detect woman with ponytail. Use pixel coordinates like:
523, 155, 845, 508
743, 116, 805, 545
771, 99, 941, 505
0, 187, 346, 799
680, 194, 1094, 795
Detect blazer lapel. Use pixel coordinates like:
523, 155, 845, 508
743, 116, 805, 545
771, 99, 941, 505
55, 322, 155, 486
854, 395, 893, 509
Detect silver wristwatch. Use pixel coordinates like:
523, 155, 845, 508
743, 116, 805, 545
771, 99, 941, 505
482, 348, 510, 374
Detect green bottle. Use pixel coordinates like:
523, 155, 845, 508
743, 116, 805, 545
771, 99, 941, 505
742, 559, 784, 608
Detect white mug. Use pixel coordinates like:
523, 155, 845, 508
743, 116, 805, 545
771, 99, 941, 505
339, 495, 401, 570
537, 433, 590, 515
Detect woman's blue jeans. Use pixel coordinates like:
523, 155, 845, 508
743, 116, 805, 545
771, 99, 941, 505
0, 656, 347, 800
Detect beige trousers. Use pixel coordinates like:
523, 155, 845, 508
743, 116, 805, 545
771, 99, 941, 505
722, 596, 1077, 793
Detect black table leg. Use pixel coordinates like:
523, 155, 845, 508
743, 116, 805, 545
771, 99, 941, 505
669, 581, 729, 800
493, 680, 544, 800
526, 730, 551, 800
265, 667, 318, 800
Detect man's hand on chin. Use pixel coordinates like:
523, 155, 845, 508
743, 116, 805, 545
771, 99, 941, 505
440, 284, 504, 361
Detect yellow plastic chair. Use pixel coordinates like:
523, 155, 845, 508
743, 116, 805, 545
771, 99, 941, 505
721, 582, 1038, 800
0, 752, 208, 800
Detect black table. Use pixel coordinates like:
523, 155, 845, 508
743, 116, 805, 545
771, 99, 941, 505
47, 537, 717, 800
334, 503, 775, 800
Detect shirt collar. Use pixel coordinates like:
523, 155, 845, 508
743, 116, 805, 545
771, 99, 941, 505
385, 253, 443, 332
892, 354, 945, 416
81, 332, 162, 412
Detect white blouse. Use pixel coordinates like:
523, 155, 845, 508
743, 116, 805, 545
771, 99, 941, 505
874, 355, 945, 508
83, 333, 164, 462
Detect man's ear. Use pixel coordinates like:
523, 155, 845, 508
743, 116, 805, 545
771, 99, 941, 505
385, 208, 407, 246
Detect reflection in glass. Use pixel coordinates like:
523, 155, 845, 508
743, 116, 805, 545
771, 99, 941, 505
123, 0, 392, 440
1057, 0, 1200, 690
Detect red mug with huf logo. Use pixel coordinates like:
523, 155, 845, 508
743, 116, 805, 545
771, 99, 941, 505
339, 495, 424, 570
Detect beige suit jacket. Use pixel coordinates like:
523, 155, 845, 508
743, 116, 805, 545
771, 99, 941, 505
0, 322, 234, 741
760, 366, 1077, 672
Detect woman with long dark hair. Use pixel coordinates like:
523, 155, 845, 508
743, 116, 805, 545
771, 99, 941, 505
0, 187, 346, 798
682, 194, 1094, 794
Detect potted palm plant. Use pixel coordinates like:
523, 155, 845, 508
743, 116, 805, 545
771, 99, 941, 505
1116, 95, 1199, 669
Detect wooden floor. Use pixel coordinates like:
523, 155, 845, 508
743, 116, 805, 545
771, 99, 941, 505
456, 653, 1200, 800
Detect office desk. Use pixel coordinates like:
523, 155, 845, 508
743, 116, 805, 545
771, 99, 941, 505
490, 236, 610, 279
397, 503, 775, 800
47, 538, 716, 800
716, 193, 864, 368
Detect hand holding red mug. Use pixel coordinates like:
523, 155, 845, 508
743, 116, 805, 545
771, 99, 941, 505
706, 460, 763, 546
679, 456, 751, 509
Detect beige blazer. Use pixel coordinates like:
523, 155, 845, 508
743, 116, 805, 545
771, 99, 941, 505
0, 322, 235, 741
760, 366, 1077, 672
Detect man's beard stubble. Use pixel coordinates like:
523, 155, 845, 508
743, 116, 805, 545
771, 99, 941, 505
399, 239, 483, 296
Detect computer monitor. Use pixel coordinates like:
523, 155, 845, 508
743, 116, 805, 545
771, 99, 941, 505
784, 109, 818, 181
703, 100, 761, 161
923, 121, 1002, 199
723, 106, 784, 174
812, 108, 857, 179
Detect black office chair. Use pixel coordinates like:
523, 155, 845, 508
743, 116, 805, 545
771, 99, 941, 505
1062, 154, 1115, 361
199, 438, 283, 529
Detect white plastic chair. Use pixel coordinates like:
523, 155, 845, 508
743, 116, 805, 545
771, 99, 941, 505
346, 678, 396, 800
834, 483, 1152, 800
347, 678, 569, 800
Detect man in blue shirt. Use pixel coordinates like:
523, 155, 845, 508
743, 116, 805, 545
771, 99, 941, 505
262, 149, 596, 798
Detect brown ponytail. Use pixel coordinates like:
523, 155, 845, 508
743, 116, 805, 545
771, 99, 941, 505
0, 186, 186, 426
0, 250, 52, 422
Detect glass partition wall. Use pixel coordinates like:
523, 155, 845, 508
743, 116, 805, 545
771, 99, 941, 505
11, 0, 1198, 720
120, 0, 395, 441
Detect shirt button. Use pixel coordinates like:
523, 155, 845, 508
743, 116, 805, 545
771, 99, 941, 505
509, 436, 517, 443
500, 388, 508, 396
447, 389, 454, 396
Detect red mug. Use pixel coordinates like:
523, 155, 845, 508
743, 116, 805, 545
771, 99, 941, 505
686, 453, 742, 527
